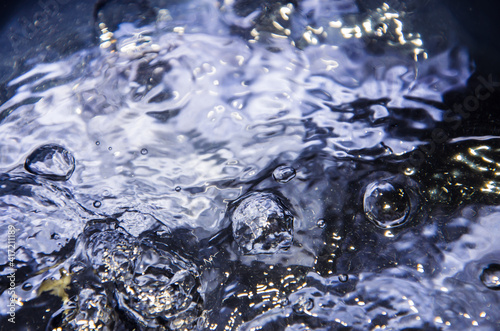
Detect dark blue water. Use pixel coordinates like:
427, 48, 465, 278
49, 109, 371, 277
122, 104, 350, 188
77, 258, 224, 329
0, 0, 499, 330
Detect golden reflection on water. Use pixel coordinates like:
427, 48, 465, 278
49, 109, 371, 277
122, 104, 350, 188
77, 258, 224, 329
246, 2, 428, 62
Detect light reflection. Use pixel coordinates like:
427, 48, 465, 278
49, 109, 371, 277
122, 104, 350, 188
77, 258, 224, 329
480, 181, 500, 194
329, 2, 427, 61
98, 23, 116, 50
453, 147, 500, 194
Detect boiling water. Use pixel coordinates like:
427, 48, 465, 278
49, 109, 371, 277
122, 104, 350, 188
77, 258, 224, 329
0, 0, 499, 330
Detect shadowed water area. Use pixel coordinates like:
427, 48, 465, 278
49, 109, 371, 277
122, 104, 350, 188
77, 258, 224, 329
0, 0, 500, 330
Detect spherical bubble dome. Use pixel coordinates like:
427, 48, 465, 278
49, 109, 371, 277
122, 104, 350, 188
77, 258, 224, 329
230, 192, 294, 254
24, 144, 75, 181
273, 165, 296, 183
363, 180, 411, 228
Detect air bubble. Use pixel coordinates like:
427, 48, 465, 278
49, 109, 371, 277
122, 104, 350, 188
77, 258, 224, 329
175, 186, 182, 192
69, 262, 86, 274
480, 264, 500, 290
317, 219, 326, 228
24, 144, 75, 181
86, 229, 138, 282
55, 288, 113, 330
230, 192, 293, 254
338, 274, 348, 282
22, 283, 33, 291
84, 223, 203, 328
119, 259, 203, 328
363, 180, 410, 228
95, 141, 100, 146
93, 201, 102, 208
272, 165, 296, 183
108, 147, 112, 151
141, 148, 148, 155
292, 296, 314, 315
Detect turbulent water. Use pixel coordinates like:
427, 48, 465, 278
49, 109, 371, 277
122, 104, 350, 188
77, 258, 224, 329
0, 0, 499, 330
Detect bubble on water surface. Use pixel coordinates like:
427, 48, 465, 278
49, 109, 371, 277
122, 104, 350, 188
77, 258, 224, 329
53, 287, 113, 331
292, 296, 314, 315
69, 261, 86, 275
86, 226, 139, 283
338, 274, 349, 282
22, 283, 33, 291
24, 144, 75, 181
93, 200, 101, 208
82, 219, 203, 328
118, 260, 203, 329
141, 148, 148, 155
480, 264, 500, 290
272, 165, 296, 183
230, 192, 294, 254
363, 180, 411, 228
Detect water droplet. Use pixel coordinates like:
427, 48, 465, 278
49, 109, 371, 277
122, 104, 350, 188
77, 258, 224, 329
175, 186, 182, 192
480, 264, 500, 290
363, 180, 410, 228
24, 144, 75, 181
93, 200, 102, 208
230, 192, 294, 254
272, 165, 296, 183
95, 141, 100, 146
141, 148, 148, 155
317, 219, 326, 228
338, 274, 349, 282
22, 283, 33, 291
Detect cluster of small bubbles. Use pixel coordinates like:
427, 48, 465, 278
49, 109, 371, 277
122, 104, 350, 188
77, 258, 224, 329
480, 264, 500, 290
272, 165, 296, 183
140, 148, 148, 155
118, 261, 203, 329
82, 221, 203, 328
24, 144, 75, 181
56, 287, 113, 331
317, 219, 326, 228
363, 180, 411, 228
338, 274, 349, 282
86, 227, 139, 283
93, 200, 102, 208
230, 192, 294, 254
